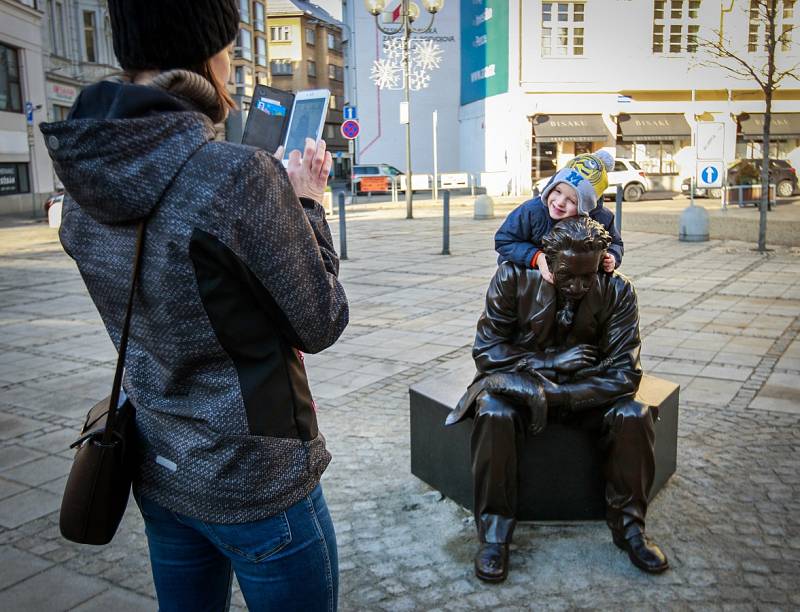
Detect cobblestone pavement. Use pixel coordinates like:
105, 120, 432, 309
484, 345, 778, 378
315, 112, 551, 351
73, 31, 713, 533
0, 208, 798, 611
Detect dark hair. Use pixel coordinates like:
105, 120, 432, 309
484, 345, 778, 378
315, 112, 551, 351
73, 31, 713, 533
541, 217, 611, 265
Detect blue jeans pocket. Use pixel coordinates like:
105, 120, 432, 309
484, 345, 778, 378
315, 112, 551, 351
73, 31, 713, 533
204, 512, 293, 563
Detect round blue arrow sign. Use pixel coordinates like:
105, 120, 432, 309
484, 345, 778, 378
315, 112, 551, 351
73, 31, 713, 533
701, 165, 719, 184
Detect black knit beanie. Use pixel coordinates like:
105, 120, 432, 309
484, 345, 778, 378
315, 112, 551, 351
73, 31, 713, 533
108, 0, 240, 70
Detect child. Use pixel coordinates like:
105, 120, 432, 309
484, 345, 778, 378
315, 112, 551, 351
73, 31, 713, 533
495, 151, 624, 283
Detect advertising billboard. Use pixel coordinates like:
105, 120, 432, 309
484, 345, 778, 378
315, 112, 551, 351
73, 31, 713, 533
460, 0, 508, 106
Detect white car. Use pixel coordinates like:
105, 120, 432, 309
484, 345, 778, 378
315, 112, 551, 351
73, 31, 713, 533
535, 158, 652, 202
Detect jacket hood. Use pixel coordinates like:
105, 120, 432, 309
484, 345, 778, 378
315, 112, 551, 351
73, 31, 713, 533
39, 80, 214, 224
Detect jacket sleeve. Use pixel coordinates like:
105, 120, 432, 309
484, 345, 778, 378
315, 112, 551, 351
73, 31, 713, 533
552, 279, 642, 411
219, 150, 349, 354
473, 264, 550, 373
606, 216, 624, 267
494, 198, 547, 268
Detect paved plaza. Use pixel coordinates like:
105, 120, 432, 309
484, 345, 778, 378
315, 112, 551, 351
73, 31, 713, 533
0, 205, 799, 610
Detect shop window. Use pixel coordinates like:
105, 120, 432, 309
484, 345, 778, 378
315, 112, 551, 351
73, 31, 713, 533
271, 60, 293, 76
652, 0, 701, 54
622, 141, 683, 174
270, 25, 292, 42
236, 29, 253, 61
306, 27, 316, 45
574, 141, 593, 155
83, 11, 97, 62
307, 60, 317, 78
254, 2, 265, 32
0, 44, 22, 112
256, 37, 267, 66
0, 163, 30, 195
541, 2, 586, 56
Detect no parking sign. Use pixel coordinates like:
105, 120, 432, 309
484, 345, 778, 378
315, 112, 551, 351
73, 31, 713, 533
341, 119, 360, 140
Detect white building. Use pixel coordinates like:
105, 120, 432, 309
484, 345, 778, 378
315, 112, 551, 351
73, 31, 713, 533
0, 0, 53, 215
343, 0, 462, 174
460, 0, 800, 196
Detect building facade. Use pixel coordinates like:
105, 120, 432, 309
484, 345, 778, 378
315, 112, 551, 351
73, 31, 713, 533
460, 0, 800, 196
1, 0, 53, 215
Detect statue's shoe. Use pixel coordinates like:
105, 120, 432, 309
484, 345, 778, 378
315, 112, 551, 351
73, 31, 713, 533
613, 529, 669, 574
474, 542, 509, 583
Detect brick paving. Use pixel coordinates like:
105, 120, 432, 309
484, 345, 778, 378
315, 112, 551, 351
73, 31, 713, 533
0, 208, 798, 610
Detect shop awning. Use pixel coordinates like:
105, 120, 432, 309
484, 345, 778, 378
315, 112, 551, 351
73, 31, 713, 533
739, 113, 800, 140
617, 113, 691, 142
532, 114, 609, 142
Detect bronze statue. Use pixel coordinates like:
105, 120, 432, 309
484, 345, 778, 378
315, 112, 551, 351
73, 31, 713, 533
447, 217, 669, 582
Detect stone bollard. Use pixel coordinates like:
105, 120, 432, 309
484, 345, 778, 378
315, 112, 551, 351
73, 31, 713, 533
679, 204, 709, 242
473, 194, 495, 220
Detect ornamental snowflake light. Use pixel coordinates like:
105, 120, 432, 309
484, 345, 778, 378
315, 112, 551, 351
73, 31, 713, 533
408, 70, 431, 91
370, 57, 401, 89
382, 37, 405, 62
410, 39, 442, 72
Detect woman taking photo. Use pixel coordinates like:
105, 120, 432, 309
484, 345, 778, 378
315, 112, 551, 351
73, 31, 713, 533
40, 1, 348, 610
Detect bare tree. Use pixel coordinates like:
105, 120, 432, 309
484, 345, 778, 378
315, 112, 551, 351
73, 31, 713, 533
700, 0, 799, 252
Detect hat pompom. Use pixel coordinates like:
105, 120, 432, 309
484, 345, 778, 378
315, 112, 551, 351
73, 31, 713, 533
594, 150, 614, 172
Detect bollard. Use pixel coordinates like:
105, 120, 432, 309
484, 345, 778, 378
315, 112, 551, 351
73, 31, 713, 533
615, 184, 623, 234
442, 190, 450, 255
338, 191, 348, 260
473, 194, 495, 220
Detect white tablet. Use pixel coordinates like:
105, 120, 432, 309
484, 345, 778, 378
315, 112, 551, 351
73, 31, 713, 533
282, 89, 330, 164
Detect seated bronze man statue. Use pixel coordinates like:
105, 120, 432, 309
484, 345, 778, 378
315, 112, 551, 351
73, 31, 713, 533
446, 217, 669, 582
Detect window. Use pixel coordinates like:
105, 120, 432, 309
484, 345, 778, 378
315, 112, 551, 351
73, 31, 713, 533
256, 71, 269, 85
0, 44, 22, 112
306, 27, 316, 45
47, 1, 67, 57
256, 37, 267, 66
329, 94, 337, 109
327, 64, 343, 80
325, 125, 335, 139
307, 60, 317, 78
270, 25, 292, 42
541, 2, 585, 56
239, 0, 250, 24
235, 65, 253, 96
254, 2, 265, 32
652, 0, 701, 54
0, 163, 30, 195
83, 11, 97, 62
52, 104, 70, 121
750, 0, 795, 53
236, 29, 252, 60
270, 60, 293, 76
327, 32, 341, 52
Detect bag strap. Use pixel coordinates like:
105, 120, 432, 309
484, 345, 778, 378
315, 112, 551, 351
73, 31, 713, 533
101, 220, 146, 445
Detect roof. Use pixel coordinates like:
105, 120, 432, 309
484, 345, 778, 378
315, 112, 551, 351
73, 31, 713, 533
266, 0, 343, 27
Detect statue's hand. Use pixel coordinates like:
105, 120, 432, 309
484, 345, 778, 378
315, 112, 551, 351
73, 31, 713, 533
546, 344, 599, 373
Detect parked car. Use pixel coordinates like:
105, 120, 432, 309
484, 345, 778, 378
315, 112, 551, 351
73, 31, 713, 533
43, 190, 65, 228
534, 158, 651, 202
351, 163, 403, 193
681, 159, 798, 198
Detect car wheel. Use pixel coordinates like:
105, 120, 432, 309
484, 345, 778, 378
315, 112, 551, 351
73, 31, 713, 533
709, 188, 722, 199
777, 180, 794, 197
623, 183, 643, 202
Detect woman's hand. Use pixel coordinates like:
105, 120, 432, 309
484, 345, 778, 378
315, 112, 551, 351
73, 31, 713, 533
285, 138, 333, 204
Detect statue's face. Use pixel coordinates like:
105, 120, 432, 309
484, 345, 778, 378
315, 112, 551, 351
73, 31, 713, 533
551, 249, 602, 302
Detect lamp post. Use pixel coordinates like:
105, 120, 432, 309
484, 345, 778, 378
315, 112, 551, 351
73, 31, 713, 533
365, 0, 444, 219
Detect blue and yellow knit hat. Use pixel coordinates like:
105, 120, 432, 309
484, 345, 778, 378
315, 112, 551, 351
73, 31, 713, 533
541, 150, 614, 215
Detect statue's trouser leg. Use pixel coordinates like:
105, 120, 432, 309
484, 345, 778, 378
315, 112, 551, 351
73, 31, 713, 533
602, 398, 656, 538
471, 391, 526, 544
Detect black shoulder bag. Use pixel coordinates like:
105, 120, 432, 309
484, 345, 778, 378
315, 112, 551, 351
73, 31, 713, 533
60, 221, 146, 545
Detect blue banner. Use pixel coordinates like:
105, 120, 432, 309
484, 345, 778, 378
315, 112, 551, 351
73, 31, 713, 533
460, 0, 509, 106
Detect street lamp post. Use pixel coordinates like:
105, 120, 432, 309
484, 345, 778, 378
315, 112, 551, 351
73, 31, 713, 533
365, 0, 444, 219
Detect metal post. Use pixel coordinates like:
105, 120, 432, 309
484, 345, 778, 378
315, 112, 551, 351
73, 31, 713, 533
338, 191, 348, 260
615, 184, 623, 234
403, 1, 413, 219
442, 189, 450, 255
432, 110, 439, 202
27, 124, 36, 218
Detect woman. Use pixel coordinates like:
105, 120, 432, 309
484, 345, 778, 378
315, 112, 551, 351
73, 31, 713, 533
40, 1, 348, 610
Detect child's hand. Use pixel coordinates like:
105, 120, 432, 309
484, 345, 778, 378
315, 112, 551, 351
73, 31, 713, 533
538, 255, 554, 284
602, 253, 615, 273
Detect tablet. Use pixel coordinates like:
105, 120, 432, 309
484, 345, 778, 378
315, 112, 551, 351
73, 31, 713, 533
282, 89, 330, 162
241, 85, 295, 155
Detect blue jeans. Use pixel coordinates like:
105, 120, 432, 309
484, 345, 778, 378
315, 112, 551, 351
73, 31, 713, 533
136, 485, 338, 612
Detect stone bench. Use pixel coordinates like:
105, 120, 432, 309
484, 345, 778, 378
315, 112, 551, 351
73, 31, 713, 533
409, 369, 679, 521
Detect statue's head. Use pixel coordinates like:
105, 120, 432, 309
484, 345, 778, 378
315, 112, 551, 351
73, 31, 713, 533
541, 217, 611, 305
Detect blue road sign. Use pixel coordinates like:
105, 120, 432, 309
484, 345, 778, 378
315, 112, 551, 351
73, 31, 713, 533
25, 101, 33, 125
341, 119, 360, 140
344, 106, 357, 120
701, 165, 719, 185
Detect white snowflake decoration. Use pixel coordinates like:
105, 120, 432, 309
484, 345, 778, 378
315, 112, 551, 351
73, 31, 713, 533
370, 37, 443, 91
370, 57, 401, 89
411, 39, 442, 72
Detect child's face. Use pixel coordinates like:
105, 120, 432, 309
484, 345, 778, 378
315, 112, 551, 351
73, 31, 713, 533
546, 182, 579, 220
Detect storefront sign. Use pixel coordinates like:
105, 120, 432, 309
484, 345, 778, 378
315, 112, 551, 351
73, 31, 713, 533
460, 0, 508, 105
617, 113, 691, 142
532, 114, 610, 143
739, 113, 800, 140
0, 163, 28, 195
47, 82, 79, 105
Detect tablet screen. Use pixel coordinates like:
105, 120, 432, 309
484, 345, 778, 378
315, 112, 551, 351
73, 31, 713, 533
284, 98, 328, 158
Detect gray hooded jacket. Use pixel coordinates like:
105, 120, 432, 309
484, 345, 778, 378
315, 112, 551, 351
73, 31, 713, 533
40, 73, 348, 523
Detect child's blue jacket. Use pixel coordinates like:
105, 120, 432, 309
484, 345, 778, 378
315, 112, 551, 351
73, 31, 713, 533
495, 195, 624, 268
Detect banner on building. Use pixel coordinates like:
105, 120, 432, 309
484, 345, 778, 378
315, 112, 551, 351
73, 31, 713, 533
460, 0, 508, 106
